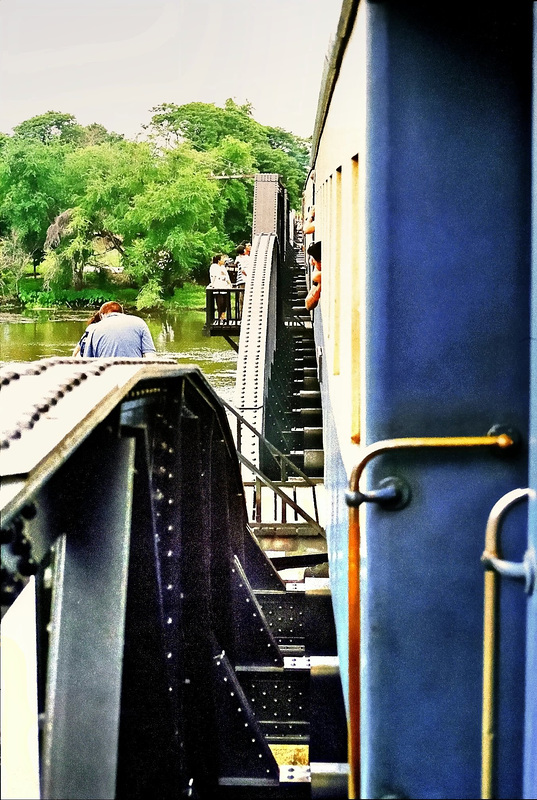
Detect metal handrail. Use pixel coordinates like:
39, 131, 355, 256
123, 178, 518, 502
235, 451, 324, 536
480, 487, 534, 800
345, 431, 515, 800
205, 287, 245, 330
242, 478, 322, 527
284, 314, 309, 329
219, 397, 319, 489
220, 397, 322, 530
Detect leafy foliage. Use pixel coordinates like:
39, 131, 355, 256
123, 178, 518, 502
17, 286, 138, 308
1, 101, 309, 305
0, 232, 30, 296
0, 137, 67, 258
12, 111, 124, 147
135, 279, 164, 310
13, 112, 81, 144
147, 98, 310, 209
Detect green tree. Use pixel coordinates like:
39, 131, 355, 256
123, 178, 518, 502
119, 145, 229, 297
12, 112, 123, 149
264, 126, 310, 175
77, 123, 124, 147
42, 207, 94, 290
22, 138, 227, 301
253, 142, 305, 211
0, 231, 30, 296
38, 141, 157, 292
13, 111, 83, 145
208, 137, 255, 242
0, 137, 67, 267
146, 99, 310, 210
1, 103, 309, 303
63, 140, 156, 244
147, 99, 263, 151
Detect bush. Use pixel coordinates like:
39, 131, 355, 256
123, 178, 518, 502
169, 283, 206, 309
14, 279, 203, 310
135, 280, 164, 310
18, 287, 138, 308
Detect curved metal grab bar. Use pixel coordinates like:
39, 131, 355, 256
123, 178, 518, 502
345, 432, 515, 800
480, 487, 535, 800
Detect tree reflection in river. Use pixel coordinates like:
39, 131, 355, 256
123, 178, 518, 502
0, 308, 237, 402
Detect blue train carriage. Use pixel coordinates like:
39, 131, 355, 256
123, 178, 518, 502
306, 2, 536, 798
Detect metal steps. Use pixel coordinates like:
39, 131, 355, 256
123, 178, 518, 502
260, 238, 324, 480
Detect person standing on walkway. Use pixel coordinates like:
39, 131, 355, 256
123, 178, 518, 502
235, 244, 251, 316
208, 254, 232, 319
83, 301, 156, 358
235, 243, 251, 287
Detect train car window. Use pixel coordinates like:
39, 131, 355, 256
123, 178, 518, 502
324, 176, 332, 338
333, 167, 342, 376
317, 180, 327, 275
351, 154, 360, 443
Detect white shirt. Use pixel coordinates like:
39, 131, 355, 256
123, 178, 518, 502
208, 264, 232, 289
235, 254, 251, 285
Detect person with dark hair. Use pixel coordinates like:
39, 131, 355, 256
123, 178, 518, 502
307, 240, 321, 263
83, 301, 156, 358
235, 244, 251, 315
235, 243, 251, 287
207, 254, 232, 319
72, 309, 102, 357
305, 240, 322, 311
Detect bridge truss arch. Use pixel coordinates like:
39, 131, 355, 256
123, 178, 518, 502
234, 232, 279, 478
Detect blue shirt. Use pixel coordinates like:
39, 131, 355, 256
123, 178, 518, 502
84, 313, 156, 358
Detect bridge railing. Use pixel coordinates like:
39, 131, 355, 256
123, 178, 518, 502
205, 287, 244, 332
219, 396, 324, 536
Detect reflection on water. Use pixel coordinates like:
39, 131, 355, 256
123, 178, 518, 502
0, 308, 237, 402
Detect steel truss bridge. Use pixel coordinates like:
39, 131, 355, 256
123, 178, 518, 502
1, 176, 348, 799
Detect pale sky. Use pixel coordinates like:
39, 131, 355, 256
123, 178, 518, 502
0, 0, 342, 141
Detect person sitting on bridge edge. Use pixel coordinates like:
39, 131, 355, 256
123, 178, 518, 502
305, 240, 322, 311
82, 301, 157, 358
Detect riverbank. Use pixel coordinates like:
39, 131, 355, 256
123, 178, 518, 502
0, 281, 207, 313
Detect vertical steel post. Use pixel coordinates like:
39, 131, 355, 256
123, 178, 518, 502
41, 437, 135, 800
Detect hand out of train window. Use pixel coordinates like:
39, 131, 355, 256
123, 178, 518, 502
303, 206, 315, 235
305, 240, 322, 311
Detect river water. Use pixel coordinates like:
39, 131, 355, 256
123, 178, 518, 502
0, 308, 238, 402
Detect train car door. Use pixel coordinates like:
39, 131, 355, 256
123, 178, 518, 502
524, 11, 537, 794
360, 4, 533, 799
